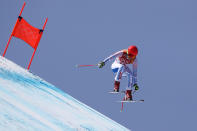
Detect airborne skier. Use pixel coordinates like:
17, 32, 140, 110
98, 45, 139, 101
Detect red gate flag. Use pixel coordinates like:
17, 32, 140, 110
12, 16, 42, 49
3, 2, 48, 70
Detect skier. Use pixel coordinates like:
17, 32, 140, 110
98, 45, 139, 101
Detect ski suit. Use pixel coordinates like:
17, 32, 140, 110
103, 49, 137, 90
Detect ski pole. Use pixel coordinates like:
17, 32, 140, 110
121, 97, 125, 112
75, 64, 98, 68
132, 90, 136, 95
120, 90, 137, 112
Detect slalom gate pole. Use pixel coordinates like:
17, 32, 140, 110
27, 18, 48, 70
3, 2, 26, 57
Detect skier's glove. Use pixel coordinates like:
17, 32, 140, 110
98, 61, 105, 68
134, 84, 139, 91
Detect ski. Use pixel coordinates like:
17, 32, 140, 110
108, 91, 125, 94
118, 99, 144, 103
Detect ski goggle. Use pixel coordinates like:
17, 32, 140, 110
127, 51, 136, 59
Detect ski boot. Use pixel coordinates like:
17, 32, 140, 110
125, 90, 133, 101
113, 81, 120, 92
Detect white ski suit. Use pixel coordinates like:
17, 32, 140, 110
103, 49, 137, 90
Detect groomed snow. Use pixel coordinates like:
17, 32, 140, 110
0, 56, 130, 131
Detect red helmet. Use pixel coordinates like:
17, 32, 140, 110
128, 45, 138, 56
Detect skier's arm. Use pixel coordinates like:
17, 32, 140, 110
103, 50, 123, 63
133, 58, 137, 82
133, 58, 139, 90
98, 50, 123, 68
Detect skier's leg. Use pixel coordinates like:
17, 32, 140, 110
111, 62, 124, 92
114, 65, 124, 82
124, 66, 133, 100
114, 65, 124, 92
125, 66, 133, 90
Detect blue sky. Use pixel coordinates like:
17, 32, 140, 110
1, 0, 197, 130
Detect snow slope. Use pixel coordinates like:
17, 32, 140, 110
0, 56, 130, 131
